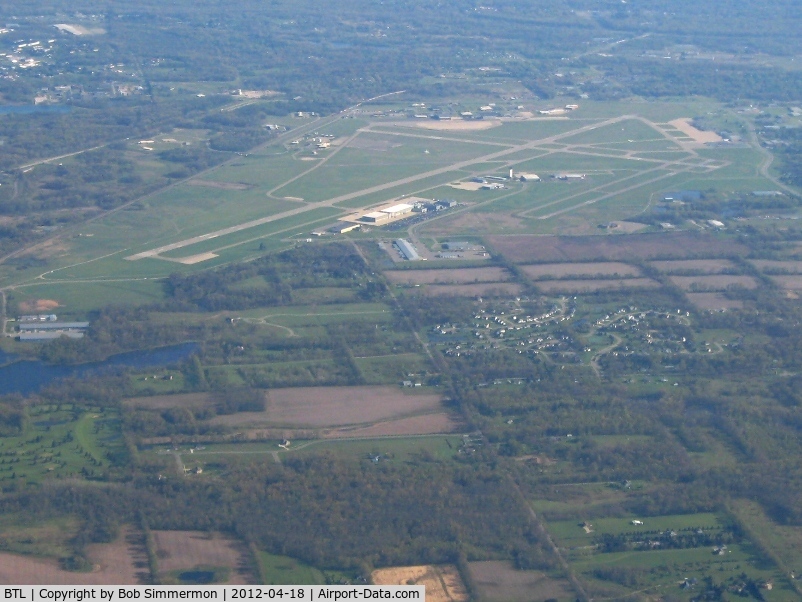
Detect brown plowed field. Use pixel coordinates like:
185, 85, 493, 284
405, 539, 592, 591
422, 283, 523, 297
0, 527, 147, 585
536, 278, 659, 293
152, 531, 253, 584
751, 260, 802, 274
211, 386, 443, 428
486, 233, 746, 263
385, 267, 511, 285
650, 259, 738, 273
521, 262, 640, 279
770, 275, 802, 290
322, 413, 459, 438
686, 293, 744, 310
670, 275, 757, 291
468, 561, 574, 602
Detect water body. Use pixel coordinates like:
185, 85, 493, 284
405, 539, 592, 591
0, 343, 198, 396
0, 105, 71, 115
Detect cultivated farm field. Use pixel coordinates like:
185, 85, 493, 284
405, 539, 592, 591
210, 386, 445, 429
669, 275, 758, 291
650, 258, 739, 273
421, 283, 523, 297
536, 278, 659, 293
0, 527, 147, 585
384, 267, 511, 285
521, 261, 642, 279
486, 232, 747, 263
468, 561, 574, 602
153, 531, 254, 585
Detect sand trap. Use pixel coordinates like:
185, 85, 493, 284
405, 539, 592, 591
668, 119, 723, 143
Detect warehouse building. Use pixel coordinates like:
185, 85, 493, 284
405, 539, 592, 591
381, 203, 413, 218
360, 211, 391, 224
18, 322, 89, 331
394, 239, 422, 261
329, 222, 361, 234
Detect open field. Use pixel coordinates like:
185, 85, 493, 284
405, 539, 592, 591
669, 274, 758, 291
152, 531, 254, 584
0, 406, 124, 484
548, 512, 723, 547
686, 292, 745, 310
769, 275, 802, 290
536, 278, 659, 293
372, 565, 468, 602
521, 262, 641, 279
732, 499, 802, 586
750, 260, 802, 273
650, 258, 739, 273
421, 283, 523, 297
320, 413, 459, 438
486, 233, 747, 263
468, 561, 574, 602
385, 267, 511, 285
0, 527, 147, 585
258, 552, 325, 585
207, 386, 445, 429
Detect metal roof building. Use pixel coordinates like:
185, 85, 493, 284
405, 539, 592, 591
18, 322, 89, 331
394, 239, 422, 261
382, 203, 413, 217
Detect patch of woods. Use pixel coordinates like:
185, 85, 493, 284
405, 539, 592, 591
0, 456, 558, 575
166, 243, 381, 311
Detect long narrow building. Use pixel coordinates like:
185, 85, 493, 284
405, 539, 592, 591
394, 239, 422, 261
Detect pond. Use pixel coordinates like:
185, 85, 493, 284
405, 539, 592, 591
0, 343, 198, 396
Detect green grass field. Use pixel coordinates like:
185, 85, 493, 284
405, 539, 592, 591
0, 406, 125, 484
258, 552, 326, 585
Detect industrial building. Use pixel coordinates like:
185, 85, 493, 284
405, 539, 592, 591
518, 173, 540, 182
361, 211, 390, 224
17, 320, 89, 342
329, 222, 361, 234
18, 322, 89, 331
394, 239, 422, 261
381, 203, 413, 218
